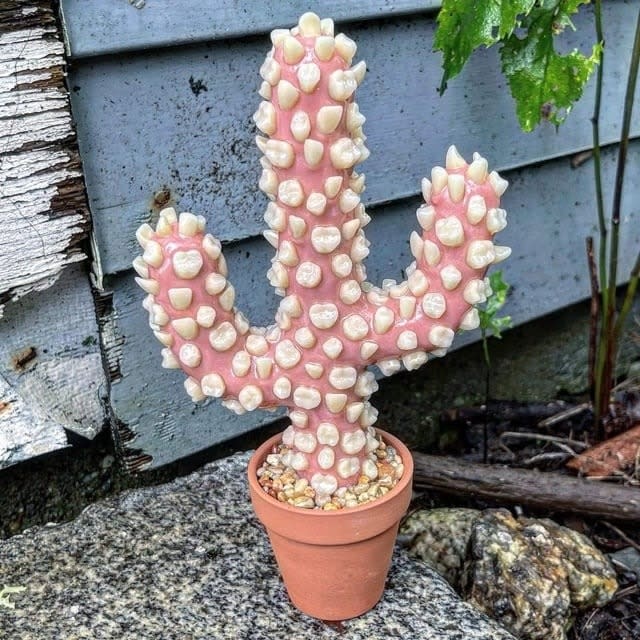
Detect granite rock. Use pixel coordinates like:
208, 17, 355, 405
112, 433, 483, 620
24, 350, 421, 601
0, 452, 514, 640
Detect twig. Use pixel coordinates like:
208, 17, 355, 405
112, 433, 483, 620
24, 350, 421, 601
586, 237, 600, 401
521, 451, 569, 467
602, 521, 640, 552
537, 402, 591, 429
499, 431, 589, 450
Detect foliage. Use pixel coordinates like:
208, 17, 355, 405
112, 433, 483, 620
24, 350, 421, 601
478, 271, 513, 368
434, 0, 602, 131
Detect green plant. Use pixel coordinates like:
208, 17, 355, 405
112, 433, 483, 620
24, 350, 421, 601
435, 0, 640, 439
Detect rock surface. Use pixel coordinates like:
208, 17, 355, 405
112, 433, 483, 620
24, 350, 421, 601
0, 452, 514, 639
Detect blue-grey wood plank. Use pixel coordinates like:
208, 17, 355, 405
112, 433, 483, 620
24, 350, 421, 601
110, 141, 640, 469
60, 0, 441, 59
68, 2, 640, 277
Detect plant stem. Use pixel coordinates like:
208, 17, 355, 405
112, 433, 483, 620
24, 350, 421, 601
586, 237, 599, 401
614, 251, 640, 342
481, 328, 490, 464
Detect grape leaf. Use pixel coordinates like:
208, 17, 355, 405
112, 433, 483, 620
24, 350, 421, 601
500, 0, 602, 131
434, 0, 537, 93
479, 271, 512, 339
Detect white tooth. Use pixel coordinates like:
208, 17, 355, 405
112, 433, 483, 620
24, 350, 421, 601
317, 447, 335, 470
259, 168, 278, 196
232, 350, 251, 376
350, 173, 366, 193
423, 240, 441, 266
179, 343, 202, 368
290, 410, 308, 428
298, 12, 321, 36
346, 103, 366, 132
355, 139, 370, 163
305, 192, 327, 216
178, 212, 199, 237
253, 101, 276, 135
303, 139, 324, 167
311, 226, 341, 254
316, 422, 340, 446
293, 386, 322, 409
293, 327, 315, 350
324, 175, 343, 198
265, 139, 294, 168
294, 431, 317, 454
467, 194, 487, 224
421, 178, 432, 204
200, 373, 225, 398
260, 56, 281, 85
280, 294, 303, 318
337, 457, 360, 479
314, 35, 335, 60
239, 385, 264, 411
276, 309, 291, 330
196, 214, 206, 232
342, 219, 361, 241
346, 402, 364, 423
290, 110, 311, 142
222, 399, 246, 415
297, 62, 321, 93
245, 334, 268, 356
161, 348, 180, 369
362, 458, 378, 480
429, 325, 455, 348
340, 279, 362, 305
316, 105, 343, 134
463, 279, 487, 304
440, 265, 463, 291
489, 170, 508, 196
359, 403, 378, 427
467, 157, 488, 183
282, 425, 295, 446
331, 253, 353, 278
136, 223, 153, 248
329, 366, 358, 390
390, 282, 409, 298
265, 325, 282, 342
467, 240, 496, 269
288, 215, 307, 238
202, 234, 221, 260
382, 279, 396, 290
422, 292, 446, 318
320, 17, 334, 35
277, 240, 298, 267
168, 287, 193, 310
360, 341, 379, 360
172, 249, 203, 279
447, 174, 465, 203
219, 285, 235, 311
275, 339, 301, 369
172, 317, 198, 340
341, 429, 366, 455
205, 273, 226, 295
309, 303, 339, 329
397, 330, 418, 351
407, 270, 429, 297
373, 306, 394, 334
410, 231, 424, 259
330, 137, 361, 169
334, 33, 357, 63
328, 69, 357, 101
295, 261, 322, 288
486, 208, 508, 233
209, 321, 237, 351
399, 296, 416, 319
355, 371, 378, 397
343, 314, 369, 341
431, 166, 448, 194
402, 351, 428, 371
273, 376, 292, 399
460, 307, 480, 330
263, 229, 278, 248
278, 179, 305, 207
155, 216, 172, 236
136, 277, 159, 295
351, 60, 366, 84
132, 256, 149, 278
151, 304, 169, 326
142, 240, 163, 268
305, 362, 324, 379
406, 261, 417, 276
153, 330, 173, 346
159, 207, 177, 224
234, 311, 250, 335
184, 377, 205, 402
277, 79, 299, 109
446, 145, 466, 170
436, 216, 465, 247
322, 337, 344, 359
416, 204, 436, 231
311, 472, 339, 498
339, 188, 360, 214
356, 204, 371, 227
350, 234, 369, 262
270, 28, 290, 47
283, 35, 305, 64
493, 245, 512, 263
258, 80, 272, 100
322, 393, 345, 414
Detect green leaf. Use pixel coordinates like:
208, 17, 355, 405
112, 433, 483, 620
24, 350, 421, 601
479, 271, 513, 339
434, 0, 537, 93
500, 1, 602, 131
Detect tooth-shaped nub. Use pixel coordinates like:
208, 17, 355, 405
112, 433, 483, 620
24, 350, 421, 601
440, 265, 462, 290
467, 195, 487, 224
260, 56, 281, 85
293, 386, 322, 410
311, 226, 342, 254
309, 303, 339, 329
467, 240, 496, 269
178, 212, 199, 237
277, 80, 299, 110
290, 111, 311, 142
429, 325, 455, 349
297, 63, 321, 93
259, 169, 278, 196
342, 218, 360, 240
253, 101, 276, 135
219, 285, 235, 311
329, 366, 357, 390
172, 250, 204, 279
447, 174, 465, 203
298, 12, 321, 36
232, 351, 250, 377
278, 240, 298, 266
142, 241, 162, 268
304, 139, 324, 167
283, 35, 305, 64
322, 337, 344, 359
168, 287, 193, 310
330, 138, 361, 169
161, 348, 179, 369
172, 317, 198, 340
201, 373, 225, 398
317, 105, 343, 134
184, 378, 205, 402
324, 176, 343, 199
460, 308, 480, 330
467, 157, 488, 183
265, 139, 294, 168
132, 256, 149, 278
195, 306, 215, 328
423, 240, 441, 266
421, 178, 432, 204
493, 246, 512, 263
320, 18, 334, 36
446, 145, 466, 170
288, 215, 306, 238
209, 321, 237, 351
486, 208, 508, 234
422, 293, 446, 318
273, 377, 291, 399
205, 273, 226, 295
315, 36, 335, 61
431, 166, 447, 193
239, 385, 264, 411
410, 231, 424, 259
489, 170, 508, 196
328, 69, 357, 101
179, 343, 202, 368
334, 33, 357, 63
351, 61, 366, 85
136, 223, 153, 248
306, 192, 327, 216
339, 189, 359, 213
278, 179, 305, 207
203, 234, 221, 260
263, 229, 278, 248
373, 306, 394, 334
416, 205, 435, 231
435, 216, 465, 247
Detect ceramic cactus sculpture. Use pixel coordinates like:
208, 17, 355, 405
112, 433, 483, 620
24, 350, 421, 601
134, 12, 510, 505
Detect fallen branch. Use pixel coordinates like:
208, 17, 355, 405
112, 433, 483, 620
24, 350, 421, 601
411, 451, 640, 522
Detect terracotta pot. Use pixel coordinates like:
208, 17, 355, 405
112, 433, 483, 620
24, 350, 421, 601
248, 429, 413, 620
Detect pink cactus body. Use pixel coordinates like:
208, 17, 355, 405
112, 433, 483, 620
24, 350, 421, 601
134, 12, 510, 504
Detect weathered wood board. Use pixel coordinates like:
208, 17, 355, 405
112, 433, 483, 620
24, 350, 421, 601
67, 1, 640, 277
109, 142, 640, 469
